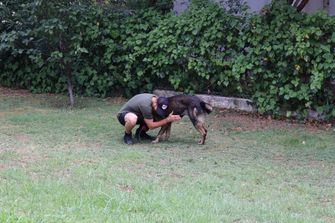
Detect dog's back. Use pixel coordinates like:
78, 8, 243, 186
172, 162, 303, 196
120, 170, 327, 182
167, 95, 212, 119
153, 94, 212, 144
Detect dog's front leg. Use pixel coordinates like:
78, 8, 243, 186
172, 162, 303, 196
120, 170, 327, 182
164, 123, 172, 140
152, 124, 169, 144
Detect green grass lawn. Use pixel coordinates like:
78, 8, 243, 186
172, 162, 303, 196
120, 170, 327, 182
0, 89, 335, 223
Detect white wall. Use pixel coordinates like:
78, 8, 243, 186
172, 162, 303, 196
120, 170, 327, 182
173, 0, 271, 13
173, 0, 334, 15
246, 0, 270, 12
329, 0, 335, 15
302, 0, 323, 13
173, 0, 189, 14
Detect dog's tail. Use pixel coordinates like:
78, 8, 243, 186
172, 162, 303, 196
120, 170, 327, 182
200, 101, 213, 114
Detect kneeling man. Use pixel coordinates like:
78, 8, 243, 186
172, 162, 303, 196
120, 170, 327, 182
117, 93, 181, 145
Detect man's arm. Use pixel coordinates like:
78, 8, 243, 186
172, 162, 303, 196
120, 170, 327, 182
144, 113, 181, 130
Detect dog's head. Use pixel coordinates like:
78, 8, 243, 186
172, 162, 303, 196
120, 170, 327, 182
156, 97, 169, 118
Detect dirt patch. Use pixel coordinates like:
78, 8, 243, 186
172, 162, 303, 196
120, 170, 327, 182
0, 86, 31, 97
271, 154, 329, 169
15, 133, 30, 143
215, 109, 333, 133
118, 184, 134, 193
1, 86, 333, 132
0, 132, 48, 170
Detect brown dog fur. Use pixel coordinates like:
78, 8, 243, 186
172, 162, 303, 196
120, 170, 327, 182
153, 95, 213, 144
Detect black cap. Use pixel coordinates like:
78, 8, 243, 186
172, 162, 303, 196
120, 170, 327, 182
156, 97, 169, 117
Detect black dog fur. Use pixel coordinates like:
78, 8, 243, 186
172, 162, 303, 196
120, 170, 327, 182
153, 95, 213, 144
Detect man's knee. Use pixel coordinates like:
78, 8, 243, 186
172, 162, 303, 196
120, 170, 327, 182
124, 113, 138, 126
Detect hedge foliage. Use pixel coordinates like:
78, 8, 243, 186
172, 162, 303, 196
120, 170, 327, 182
1, 0, 335, 119
242, 1, 335, 119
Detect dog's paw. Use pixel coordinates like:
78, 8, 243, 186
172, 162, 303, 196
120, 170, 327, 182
151, 138, 160, 144
198, 140, 205, 145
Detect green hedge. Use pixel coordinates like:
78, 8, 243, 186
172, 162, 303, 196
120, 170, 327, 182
1, 0, 335, 120
241, 1, 335, 119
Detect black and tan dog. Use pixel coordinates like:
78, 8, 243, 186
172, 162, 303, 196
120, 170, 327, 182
153, 95, 213, 144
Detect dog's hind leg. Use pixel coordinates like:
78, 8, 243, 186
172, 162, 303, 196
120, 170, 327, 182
195, 122, 207, 145
188, 107, 207, 145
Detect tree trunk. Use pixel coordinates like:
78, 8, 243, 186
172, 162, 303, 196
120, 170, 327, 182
59, 34, 75, 107
66, 66, 75, 107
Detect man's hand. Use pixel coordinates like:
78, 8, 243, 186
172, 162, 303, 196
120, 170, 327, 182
167, 111, 181, 122
144, 112, 181, 130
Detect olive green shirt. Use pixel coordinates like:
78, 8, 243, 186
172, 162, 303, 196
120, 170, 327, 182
118, 93, 155, 121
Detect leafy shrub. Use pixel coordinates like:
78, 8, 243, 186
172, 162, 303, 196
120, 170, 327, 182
125, 1, 248, 95
1, 0, 335, 120
0, 1, 127, 97
126, 0, 174, 13
239, 1, 335, 118
118, 9, 167, 96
